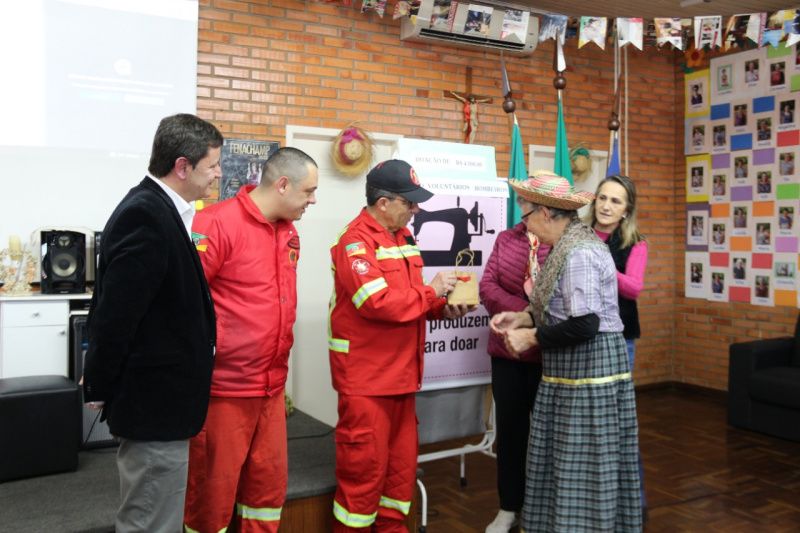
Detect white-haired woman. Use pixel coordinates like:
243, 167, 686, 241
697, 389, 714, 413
491, 171, 641, 532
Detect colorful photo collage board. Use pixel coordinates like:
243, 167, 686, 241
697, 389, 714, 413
685, 44, 800, 306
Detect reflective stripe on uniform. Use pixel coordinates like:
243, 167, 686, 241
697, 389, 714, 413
399, 244, 421, 258
352, 277, 388, 308
184, 526, 226, 533
374, 244, 421, 261
236, 502, 282, 522
333, 500, 377, 528
379, 495, 411, 515
328, 288, 349, 353
329, 337, 350, 353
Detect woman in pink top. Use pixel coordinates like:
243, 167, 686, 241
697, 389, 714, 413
587, 175, 647, 366
587, 173, 648, 515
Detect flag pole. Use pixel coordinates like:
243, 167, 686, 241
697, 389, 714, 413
553, 36, 573, 184
501, 52, 526, 228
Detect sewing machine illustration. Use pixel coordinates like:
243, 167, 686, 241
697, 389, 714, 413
411, 197, 495, 266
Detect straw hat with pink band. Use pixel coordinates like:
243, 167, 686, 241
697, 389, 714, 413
510, 169, 594, 211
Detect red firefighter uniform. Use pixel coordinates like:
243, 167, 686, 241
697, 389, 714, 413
329, 208, 445, 531
185, 185, 298, 533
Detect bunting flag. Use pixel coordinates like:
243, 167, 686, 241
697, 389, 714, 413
788, 9, 800, 47
725, 13, 767, 49
579, 16, 608, 49
747, 13, 767, 45
361, 0, 387, 16
694, 16, 723, 49
607, 134, 621, 177
617, 18, 644, 50
763, 9, 793, 47
655, 17, 683, 49
539, 14, 568, 44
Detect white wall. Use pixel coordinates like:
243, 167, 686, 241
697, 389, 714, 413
286, 126, 401, 426
0, 0, 198, 253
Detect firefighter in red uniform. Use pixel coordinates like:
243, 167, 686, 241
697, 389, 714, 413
329, 159, 474, 531
184, 148, 319, 533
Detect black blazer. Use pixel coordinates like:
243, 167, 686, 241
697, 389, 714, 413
83, 177, 216, 441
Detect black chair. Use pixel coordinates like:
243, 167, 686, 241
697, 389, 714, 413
0, 375, 80, 482
728, 316, 800, 441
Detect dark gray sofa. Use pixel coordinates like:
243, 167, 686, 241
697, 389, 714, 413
728, 316, 800, 441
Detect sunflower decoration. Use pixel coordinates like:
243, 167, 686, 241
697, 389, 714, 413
684, 42, 706, 72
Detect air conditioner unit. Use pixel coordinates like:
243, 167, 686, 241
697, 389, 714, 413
400, 0, 539, 56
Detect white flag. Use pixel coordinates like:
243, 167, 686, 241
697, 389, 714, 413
787, 10, 800, 47
655, 18, 683, 50
617, 18, 643, 50
694, 16, 722, 49
579, 17, 607, 49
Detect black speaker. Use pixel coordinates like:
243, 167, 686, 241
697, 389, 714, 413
41, 230, 86, 294
92, 230, 102, 283
70, 314, 116, 449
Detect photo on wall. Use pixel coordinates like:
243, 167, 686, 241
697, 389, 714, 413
709, 268, 729, 302
752, 270, 774, 306
685, 69, 710, 117
709, 218, 728, 251
768, 59, 788, 92
685, 251, 709, 298
754, 115, 775, 148
732, 154, 750, 184
731, 253, 750, 286
777, 96, 797, 130
774, 253, 798, 290
710, 169, 729, 203
711, 120, 730, 153
754, 220, 774, 252
686, 155, 711, 201
689, 122, 709, 154
777, 148, 798, 181
777, 201, 798, 236
732, 100, 750, 131
754, 166, 775, 200
731, 202, 752, 236
687, 209, 709, 246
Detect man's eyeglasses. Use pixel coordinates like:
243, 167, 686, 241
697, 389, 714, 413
389, 196, 414, 209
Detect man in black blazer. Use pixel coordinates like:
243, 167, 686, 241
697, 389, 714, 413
83, 113, 222, 533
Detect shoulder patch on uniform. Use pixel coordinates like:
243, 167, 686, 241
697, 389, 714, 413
192, 232, 208, 251
351, 258, 370, 275
346, 242, 367, 257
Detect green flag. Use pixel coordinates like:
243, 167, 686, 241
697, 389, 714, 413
507, 115, 526, 227
554, 97, 573, 185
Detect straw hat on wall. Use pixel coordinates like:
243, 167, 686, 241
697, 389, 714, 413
331, 124, 374, 177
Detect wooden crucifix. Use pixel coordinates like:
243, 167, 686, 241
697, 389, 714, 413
446, 66, 493, 144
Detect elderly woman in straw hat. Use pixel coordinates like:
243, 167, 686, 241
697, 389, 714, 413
490, 170, 642, 532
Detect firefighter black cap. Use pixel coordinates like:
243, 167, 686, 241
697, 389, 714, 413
366, 159, 433, 204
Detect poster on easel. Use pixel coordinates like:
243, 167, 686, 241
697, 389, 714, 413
394, 138, 507, 391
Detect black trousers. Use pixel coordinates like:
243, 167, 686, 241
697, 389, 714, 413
491, 356, 542, 512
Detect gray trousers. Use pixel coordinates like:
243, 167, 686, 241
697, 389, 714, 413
116, 438, 190, 533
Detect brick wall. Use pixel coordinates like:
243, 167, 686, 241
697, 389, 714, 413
197, 0, 688, 387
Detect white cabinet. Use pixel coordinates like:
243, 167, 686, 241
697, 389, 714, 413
0, 296, 86, 378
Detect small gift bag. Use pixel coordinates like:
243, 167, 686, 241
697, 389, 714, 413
447, 249, 479, 306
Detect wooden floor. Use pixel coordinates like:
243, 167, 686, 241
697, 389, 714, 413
416, 386, 800, 532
